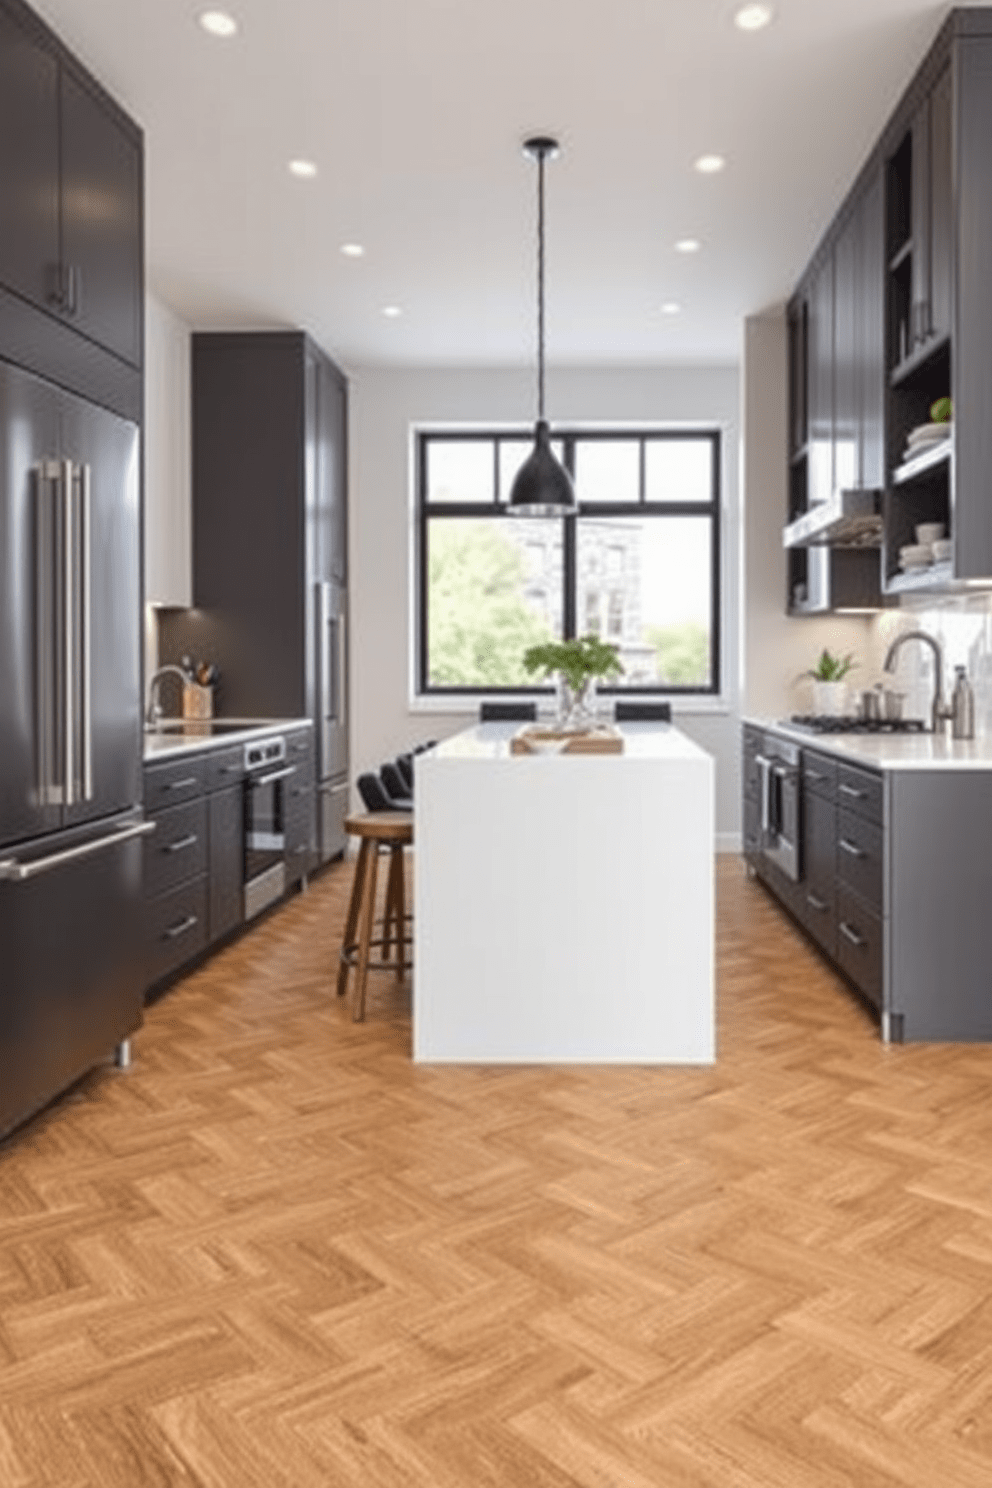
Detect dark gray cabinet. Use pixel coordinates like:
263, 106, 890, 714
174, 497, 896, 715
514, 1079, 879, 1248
743, 724, 992, 1041
161, 333, 349, 866
786, 167, 886, 616
0, 0, 142, 370
787, 11, 992, 606
142, 727, 316, 995
208, 786, 243, 945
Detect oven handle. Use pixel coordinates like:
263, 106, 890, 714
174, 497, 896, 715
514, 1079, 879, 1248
251, 765, 297, 788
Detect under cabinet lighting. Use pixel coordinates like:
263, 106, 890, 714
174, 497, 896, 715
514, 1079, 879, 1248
734, 4, 774, 31
288, 159, 318, 179
694, 154, 726, 174
198, 10, 238, 37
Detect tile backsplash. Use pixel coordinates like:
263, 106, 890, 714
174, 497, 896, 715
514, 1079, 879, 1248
869, 593, 992, 735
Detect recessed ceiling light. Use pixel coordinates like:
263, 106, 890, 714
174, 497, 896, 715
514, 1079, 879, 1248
288, 159, 318, 179
734, 3, 774, 31
382, 305, 403, 318
198, 10, 238, 37
340, 243, 365, 258
675, 238, 701, 253
661, 302, 682, 315
694, 154, 726, 174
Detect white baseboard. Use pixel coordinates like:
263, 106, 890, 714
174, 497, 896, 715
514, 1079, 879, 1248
716, 832, 742, 854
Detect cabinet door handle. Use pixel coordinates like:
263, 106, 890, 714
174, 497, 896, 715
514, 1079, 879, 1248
806, 892, 828, 912
164, 833, 198, 855
163, 914, 198, 941
839, 921, 865, 948
166, 777, 199, 792
805, 769, 826, 782
839, 837, 865, 859
839, 783, 866, 799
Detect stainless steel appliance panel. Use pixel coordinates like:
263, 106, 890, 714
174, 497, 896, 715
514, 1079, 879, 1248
59, 390, 141, 827
316, 580, 348, 783
0, 363, 62, 848
319, 775, 348, 863
0, 810, 146, 1140
755, 734, 801, 881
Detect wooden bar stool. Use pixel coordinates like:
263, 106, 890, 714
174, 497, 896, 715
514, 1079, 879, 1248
337, 811, 413, 1021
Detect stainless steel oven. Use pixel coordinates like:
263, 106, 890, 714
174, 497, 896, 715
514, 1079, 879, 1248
755, 734, 801, 881
243, 734, 295, 919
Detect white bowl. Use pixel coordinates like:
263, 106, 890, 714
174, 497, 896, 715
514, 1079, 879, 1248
899, 543, 932, 563
916, 522, 946, 545
931, 538, 952, 562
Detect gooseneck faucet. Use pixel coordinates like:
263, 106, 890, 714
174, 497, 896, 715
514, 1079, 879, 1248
145, 664, 190, 727
883, 629, 951, 733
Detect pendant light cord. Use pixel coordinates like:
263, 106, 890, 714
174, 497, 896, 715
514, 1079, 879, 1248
537, 146, 546, 422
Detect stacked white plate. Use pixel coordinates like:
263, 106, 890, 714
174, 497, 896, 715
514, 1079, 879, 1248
903, 421, 952, 462
899, 542, 933, 572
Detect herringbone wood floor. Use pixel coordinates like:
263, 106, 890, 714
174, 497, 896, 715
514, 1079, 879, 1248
3, 857, 992, 1486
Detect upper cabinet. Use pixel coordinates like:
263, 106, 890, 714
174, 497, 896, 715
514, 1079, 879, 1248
0, 0, 142, 371
785, 167, 887, 615
786, 9, 992, 608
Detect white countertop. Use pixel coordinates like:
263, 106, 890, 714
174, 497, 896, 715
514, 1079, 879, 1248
745, 716, 992, 771
431, 720, 711, 763
143, 718, 311, 762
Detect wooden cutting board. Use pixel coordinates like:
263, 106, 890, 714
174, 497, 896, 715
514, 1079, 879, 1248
510, 725, 624, 755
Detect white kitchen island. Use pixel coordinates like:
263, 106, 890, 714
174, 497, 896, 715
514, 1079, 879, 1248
414, 722, 714, 1063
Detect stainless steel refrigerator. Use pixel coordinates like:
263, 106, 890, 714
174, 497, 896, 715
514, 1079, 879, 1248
0, 359, 148, 1141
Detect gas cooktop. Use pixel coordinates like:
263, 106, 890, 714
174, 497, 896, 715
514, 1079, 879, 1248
784, 715, 928, 735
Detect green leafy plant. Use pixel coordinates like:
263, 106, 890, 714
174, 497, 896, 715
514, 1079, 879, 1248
523, 635, 624, 692
930, 396, 953, 423
804, 648, 857, 683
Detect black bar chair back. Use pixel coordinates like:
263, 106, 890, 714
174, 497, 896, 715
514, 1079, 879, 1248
381, 761, 411, 801
479, 701, 537, 722
614, 701, 672, 722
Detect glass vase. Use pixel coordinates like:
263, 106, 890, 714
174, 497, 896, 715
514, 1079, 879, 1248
555, 674, 598, 732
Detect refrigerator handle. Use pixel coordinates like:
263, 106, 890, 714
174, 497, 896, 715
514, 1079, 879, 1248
79, 462, 93, 801
61, 459, 76, 806
34, 460, 61, 807
336, 606, 346, 724
0, 818, 155, 883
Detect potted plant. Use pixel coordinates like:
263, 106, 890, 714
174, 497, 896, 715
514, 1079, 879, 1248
523, 635, 624, 730
804, 648, 856, 716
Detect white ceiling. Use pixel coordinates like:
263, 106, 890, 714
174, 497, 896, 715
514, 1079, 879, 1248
31, 0, 973, 370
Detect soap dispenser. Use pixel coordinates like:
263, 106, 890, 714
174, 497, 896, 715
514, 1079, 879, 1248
951, 665, 975, 740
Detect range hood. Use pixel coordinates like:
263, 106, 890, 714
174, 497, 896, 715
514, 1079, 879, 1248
783, 489, 882, 549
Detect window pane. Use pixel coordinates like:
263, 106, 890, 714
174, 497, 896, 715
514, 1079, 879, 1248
426, 441, 494, 503
426, 518, 562, 686
574, 440, 640, 504
576, 516, 712, 687
644, 439, 713, 503
498, 437, 565, 501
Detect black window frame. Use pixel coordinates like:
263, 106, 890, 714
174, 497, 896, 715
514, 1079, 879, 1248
416, 426, 722, 698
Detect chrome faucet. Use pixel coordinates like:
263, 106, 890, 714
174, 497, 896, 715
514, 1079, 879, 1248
145, 665, 189, 727
883, 629, 952, 733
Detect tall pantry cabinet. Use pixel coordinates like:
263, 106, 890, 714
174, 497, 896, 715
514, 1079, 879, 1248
178, 332, 349, 866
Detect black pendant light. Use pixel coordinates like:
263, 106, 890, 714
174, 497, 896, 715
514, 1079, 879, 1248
508, 136, 576, 516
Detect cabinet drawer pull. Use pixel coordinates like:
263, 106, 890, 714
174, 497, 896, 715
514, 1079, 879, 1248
805, 769, 826, 782
166, 776, 199, 792
163, 914, 198, 941
839, 921, 865, 948
839, 783, 866, 799
164, 833, 198, 855
839, 838, 865, 859
806, 892, 828, 912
